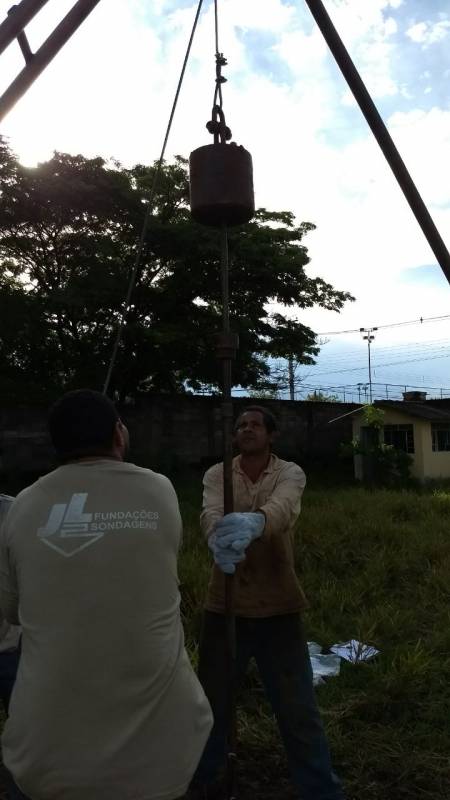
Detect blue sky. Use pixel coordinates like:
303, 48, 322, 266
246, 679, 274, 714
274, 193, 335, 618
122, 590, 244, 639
1, 0, 449, 399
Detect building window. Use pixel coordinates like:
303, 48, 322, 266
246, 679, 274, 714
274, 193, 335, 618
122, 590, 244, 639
383, 424, 415, 454
431, 424, 450, 452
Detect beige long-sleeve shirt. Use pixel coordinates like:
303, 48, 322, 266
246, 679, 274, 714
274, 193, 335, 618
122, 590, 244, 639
200, 454, 308, 617
0, 461, 212, 800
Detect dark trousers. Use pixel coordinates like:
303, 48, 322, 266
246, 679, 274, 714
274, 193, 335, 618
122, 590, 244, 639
194, 612, 345, 800
7, 781, 30, 800
0, 648, 21, 716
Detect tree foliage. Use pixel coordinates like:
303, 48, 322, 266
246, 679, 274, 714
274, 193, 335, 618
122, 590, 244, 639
305, 390, 339, 402
0, 138, 354, 400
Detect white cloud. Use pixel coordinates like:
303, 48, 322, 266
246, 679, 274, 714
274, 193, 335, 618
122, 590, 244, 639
388, 107, 450, 207
406, 19, 450, 47
318, 1, 400, 99
225, 0, 296, 33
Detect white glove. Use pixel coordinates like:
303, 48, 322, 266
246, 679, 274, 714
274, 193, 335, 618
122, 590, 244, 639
208, 532, 246, 574
213, 511, 265, 553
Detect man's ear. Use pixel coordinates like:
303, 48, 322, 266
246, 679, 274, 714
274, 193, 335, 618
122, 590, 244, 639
113, 420, 125, 449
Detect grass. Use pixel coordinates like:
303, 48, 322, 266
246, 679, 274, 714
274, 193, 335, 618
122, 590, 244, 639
177, 482, 450, 800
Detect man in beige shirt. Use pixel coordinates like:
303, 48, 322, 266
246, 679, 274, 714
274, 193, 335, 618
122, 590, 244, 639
0, 389, 212, 800
191, 406, 345, 800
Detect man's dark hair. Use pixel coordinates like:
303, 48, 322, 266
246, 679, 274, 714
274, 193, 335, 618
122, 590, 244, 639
235, 405, 278, 434
48, 389, 120, 462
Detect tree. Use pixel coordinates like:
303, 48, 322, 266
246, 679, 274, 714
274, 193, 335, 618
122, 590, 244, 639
0, 138, 354, 400
305, 391, 339, 402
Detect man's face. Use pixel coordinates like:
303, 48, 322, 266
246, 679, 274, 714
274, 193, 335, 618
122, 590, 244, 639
234, 411, 272, 456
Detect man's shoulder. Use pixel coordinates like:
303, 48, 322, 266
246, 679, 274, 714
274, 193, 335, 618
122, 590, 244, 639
203, 461, 224, 479
0, 494, 14, 507
0, 494, 14, 522
272, 456, 306, 480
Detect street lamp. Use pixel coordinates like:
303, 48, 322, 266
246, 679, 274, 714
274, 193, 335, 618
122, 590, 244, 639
360, 327, 377, 403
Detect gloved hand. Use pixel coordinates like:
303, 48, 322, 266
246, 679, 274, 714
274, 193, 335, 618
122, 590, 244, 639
213, 511, 265, 553
208, 532, 246, 574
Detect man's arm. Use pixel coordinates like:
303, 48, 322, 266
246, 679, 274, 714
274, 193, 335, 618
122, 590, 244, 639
258, 463, 306, 541
200, 464, 224, 539
0, 497, 19, 625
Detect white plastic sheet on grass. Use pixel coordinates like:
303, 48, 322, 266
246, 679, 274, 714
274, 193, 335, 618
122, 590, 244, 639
308, 639, 379, 685
330, 639, 380, 663
308, 642, 341, 686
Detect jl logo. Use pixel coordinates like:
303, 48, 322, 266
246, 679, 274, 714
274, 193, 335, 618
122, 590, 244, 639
38, 493, 103, 557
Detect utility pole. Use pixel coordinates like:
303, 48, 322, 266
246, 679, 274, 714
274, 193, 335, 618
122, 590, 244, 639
360, 327, 377, 403
288, 356, 295, 401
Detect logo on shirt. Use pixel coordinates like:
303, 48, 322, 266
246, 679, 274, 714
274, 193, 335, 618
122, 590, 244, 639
38, 493, 159, 557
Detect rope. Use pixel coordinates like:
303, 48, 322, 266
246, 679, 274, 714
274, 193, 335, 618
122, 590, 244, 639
213, 0, 226, 109
102, 0, 205, 395
214, 0, 219, 55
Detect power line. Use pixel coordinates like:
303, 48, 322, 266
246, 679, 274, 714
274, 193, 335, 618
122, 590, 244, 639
313, 343, 450, 372
317, 337, 450, 362
309, 351, 450, 377
316, 313, 450, 336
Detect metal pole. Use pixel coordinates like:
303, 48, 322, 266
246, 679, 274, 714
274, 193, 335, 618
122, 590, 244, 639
218, 223, 238, 800
0, 0, 101, 122
367, 337, 372, 404
0, 0, 49, 57
304, 0, 450, 284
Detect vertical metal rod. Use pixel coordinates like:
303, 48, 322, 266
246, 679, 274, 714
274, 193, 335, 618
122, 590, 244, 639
0, 0, 101, 122
220, 223, 238, 800
0, 0, 49, 57
303, 0, 450, 284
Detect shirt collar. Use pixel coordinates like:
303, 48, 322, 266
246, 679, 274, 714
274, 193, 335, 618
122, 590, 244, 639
233, 453, 278, 475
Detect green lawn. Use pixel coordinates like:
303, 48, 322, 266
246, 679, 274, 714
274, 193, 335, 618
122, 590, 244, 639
178, 483, 450, 800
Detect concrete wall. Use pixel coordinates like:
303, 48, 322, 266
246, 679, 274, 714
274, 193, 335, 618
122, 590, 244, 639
0, 396, 358, 487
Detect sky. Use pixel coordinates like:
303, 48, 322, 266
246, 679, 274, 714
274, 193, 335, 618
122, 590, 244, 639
1, 0, 450, 401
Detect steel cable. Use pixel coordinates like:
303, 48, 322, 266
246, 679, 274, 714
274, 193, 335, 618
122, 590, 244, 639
103, 0, 205, 394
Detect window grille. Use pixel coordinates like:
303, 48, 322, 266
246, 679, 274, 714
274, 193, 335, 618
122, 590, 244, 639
383, 424, 415, 454
431, 424, 450, 452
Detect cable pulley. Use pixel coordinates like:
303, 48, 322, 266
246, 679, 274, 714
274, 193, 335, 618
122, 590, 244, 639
189, 37, 254, 227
